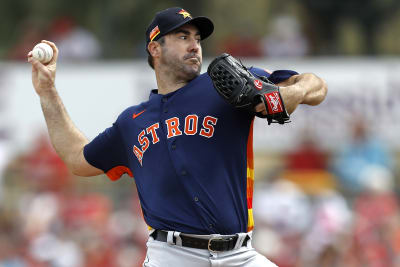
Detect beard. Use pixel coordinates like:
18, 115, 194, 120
160, 46, 202, 82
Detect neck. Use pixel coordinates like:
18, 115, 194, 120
155, 70, 188, 95
155, 59, 200, 94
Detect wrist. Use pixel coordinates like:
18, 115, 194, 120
281, 84, 304, 103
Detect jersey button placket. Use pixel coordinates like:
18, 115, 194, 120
161, 98, 168, 113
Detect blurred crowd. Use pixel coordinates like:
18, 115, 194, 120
0, 116, 398, 267
2, 0, 400, 60
252, 119, 400, 267
7, 17, 102, 62
0, 135, 148, 267
5, 14, 307, 62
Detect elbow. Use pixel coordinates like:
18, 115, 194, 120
68, 163, 90, 177
309, 77, 328, 106
55, 145, 101, 177
67, 158, 100, 177
67, 146, 103, 177
70, 163, 102, 177
71, 167, 91, 177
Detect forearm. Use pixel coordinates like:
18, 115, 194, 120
40, 88, 88, 172
279, 73, 327, 114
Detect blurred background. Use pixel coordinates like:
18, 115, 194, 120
1, 0, 400, 266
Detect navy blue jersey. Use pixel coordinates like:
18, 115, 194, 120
84, 68, 297, 235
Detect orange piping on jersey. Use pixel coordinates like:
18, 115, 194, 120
246, 119, 255, 232
106, 166, 133, 181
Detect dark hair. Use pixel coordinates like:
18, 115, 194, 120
147, 36, 166, 69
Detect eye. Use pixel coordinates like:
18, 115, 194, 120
179, 35, 187, 40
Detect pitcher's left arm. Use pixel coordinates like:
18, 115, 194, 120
255, 73, 328, 115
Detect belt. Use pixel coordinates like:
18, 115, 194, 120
151, 230, 249, 252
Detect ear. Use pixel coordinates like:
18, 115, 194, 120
147, 41, 161, 58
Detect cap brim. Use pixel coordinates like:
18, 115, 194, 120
188, 17, 214, 40
163, 16, 214, 41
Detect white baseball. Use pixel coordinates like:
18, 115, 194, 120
32, 43, 54, 64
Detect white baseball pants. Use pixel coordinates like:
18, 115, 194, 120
142, 231, 278, 267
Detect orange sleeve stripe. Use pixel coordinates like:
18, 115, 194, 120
247, 209, 254, 231
246, 119, 255, 232
246, 177, 254, 209
106, 166, 133, 181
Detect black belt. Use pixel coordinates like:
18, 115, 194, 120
151, 230, 249, 252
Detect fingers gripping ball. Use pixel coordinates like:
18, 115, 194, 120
32, 43, 54, 64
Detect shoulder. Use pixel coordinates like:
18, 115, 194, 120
249, 67, 299, 84
248, 67, 271, 77
116, 103, 147, 123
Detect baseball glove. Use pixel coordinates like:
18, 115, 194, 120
207, 53, 290, 125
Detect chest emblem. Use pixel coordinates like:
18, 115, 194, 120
132, 114, 218, 166
132, 110, 146, 119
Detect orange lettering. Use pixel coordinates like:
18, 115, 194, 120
165, 117, 183, 138
133, 145, 143, 166
138, 130, 150, 152
184, 115, 198, 135
146, 123, 160, 144
200, 116, 218, 138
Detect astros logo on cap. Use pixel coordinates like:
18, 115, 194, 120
178, 9, 192, 19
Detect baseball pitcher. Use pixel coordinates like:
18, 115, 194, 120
28, 7, 327, 267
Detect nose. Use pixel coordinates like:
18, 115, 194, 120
188, 38, 200, 53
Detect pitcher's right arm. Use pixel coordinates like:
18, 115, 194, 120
28, 40, 103, 177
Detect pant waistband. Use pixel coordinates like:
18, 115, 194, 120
150, 230, 250, 252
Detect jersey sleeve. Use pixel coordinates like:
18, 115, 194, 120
249, 67, 298, 84
83, 122, 133, 181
